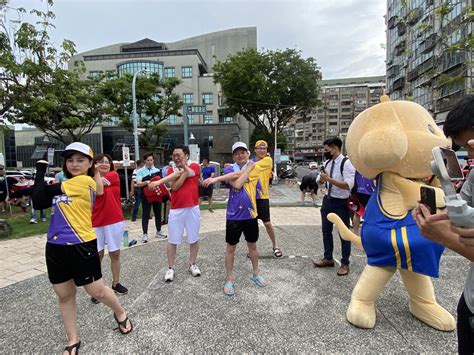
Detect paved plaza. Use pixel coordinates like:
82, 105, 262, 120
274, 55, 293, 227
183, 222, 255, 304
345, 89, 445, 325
0, 183, 468, 353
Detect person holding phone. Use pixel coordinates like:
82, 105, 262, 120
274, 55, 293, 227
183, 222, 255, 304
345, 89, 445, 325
413, 95, 474, 354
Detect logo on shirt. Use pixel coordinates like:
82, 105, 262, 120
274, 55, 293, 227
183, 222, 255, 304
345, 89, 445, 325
53, 195, 73, 205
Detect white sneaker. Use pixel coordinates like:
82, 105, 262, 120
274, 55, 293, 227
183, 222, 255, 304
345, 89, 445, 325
142, 234, 149, 243
189, 264, 201, 277
155, 231, 167, 239
164, 268, 174, 282
29, 218, 38, 224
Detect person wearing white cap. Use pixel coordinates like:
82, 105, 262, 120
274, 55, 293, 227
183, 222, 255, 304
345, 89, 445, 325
203, 142, 272, 296
25, 142, 132, 353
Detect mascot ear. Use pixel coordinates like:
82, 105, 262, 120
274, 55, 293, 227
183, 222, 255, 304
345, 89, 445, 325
358, 96, 408, 169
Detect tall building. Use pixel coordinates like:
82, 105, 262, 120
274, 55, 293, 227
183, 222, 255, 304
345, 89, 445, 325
287, 76, 385, 162
386, 0, 473, 122
67, 27, 257, 163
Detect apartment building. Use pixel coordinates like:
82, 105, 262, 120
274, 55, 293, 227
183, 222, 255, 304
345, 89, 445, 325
287, 76, 386, 162
386, 0, 473, 122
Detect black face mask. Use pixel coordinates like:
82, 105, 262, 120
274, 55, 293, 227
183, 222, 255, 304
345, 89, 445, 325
324, 151, 333, 160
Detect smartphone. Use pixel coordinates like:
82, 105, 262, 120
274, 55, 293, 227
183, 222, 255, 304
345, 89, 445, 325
420, 186, 437, 214
439, 147, 464, 180
320, 166, 326, 173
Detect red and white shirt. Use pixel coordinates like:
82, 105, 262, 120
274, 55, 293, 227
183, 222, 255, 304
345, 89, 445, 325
167, 163, 200, 209
92, 171, 124, 227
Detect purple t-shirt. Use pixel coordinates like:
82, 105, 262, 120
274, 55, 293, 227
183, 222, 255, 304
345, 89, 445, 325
355, 171, 375, 196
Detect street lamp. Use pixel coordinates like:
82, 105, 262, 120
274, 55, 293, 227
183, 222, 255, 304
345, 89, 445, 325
274, 117, 278, 183
132, 68, 149, 160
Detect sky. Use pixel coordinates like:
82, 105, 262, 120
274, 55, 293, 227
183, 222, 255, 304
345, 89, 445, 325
6, 0, 387, 80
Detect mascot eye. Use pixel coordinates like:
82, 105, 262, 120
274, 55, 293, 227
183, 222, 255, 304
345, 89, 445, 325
427, 125, 435, 134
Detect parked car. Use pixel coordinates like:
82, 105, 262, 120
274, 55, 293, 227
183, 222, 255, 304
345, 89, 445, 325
308, 162, 319, 170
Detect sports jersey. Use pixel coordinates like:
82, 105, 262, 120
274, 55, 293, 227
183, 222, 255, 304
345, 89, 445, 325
225, 159, 269, 221
168, 163, 200, 209
361, 175, 445, 278
254, 156, 273, 200
48, 175, 97, 245
92, 171, 124, 227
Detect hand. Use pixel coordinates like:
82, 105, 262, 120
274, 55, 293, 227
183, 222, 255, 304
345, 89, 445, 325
452, 225, 474, 247
412, 203, 455, 245
246, 160, 255, 171
129, 191, 134, 197
203, 177, 217, 187
319, 172, 330, 183
148, 180, 161, 189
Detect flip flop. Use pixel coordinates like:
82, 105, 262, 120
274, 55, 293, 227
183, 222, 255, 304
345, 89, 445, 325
273, 248, 283, 258
223, 282, 235, 296
250, 275, 267, 287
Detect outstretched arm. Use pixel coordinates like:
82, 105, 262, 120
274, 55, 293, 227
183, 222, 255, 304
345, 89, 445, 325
149, 170, 184, 189
203, 169, 246, 187
229, 161, 256, 190
169, 170, 189, 191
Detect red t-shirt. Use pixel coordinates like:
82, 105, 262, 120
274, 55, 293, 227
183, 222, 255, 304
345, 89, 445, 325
167, 163, 200, 209
92, 171, 124, 227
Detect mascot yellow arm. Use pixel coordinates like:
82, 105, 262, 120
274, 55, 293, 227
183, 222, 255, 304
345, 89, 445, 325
327, 213, 364, 251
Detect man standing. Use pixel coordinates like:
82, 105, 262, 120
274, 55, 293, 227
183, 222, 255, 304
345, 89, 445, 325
254, 140, 282, 258
149, 145, 201, 282
199, 157, 216, 212
313, 136, 355, 276
136, 153, 167, 243
413, 95, 474, 354
130, 159, 143, 222
203, 142, 271, 296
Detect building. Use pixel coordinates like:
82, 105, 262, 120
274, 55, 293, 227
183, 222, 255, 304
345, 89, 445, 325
286, 76, 386, 162
67, 27, 257, 163
386, 0, 473, 122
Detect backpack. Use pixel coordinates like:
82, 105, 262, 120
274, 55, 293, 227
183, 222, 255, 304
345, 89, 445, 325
143, 176, 170, 203
324, 156, 357, 196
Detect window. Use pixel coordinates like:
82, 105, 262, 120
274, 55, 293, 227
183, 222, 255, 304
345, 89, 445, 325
88, 71, 101, 78
188, 115, 194, 124
164, 67, 175, 78
183, 93, 193, 104
204, 112, 213, 124
181, 66, 193, 78
222, 116, 235, 123
202, 93, 213, 105
117, 61, 163, 78
167, 115, 177, 125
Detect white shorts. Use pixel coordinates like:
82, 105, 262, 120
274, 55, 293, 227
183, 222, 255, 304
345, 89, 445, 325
168, 205, 200, 245
94, 221, 125, 252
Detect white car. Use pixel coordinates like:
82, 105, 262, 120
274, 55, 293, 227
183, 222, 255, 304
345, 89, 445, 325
308, 162, 319, 170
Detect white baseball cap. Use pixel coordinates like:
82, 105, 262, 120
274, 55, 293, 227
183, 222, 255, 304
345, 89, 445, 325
232, 142, 249, 153
61, 142, 94, 159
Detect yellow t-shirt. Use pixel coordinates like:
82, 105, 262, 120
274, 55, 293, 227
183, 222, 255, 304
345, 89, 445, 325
255, 156, 273, 200
48, 175, 97, 245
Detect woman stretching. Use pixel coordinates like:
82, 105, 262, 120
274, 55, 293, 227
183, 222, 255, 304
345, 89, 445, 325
90, 153, 128, 304
30, 143, 132, 354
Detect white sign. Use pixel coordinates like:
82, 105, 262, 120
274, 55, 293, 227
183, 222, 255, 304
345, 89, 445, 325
274, 148, 281, 164
47, 148, 55, 166
122, 146, 131, 167
189, 144, 200, 163
0, 153, 4, 167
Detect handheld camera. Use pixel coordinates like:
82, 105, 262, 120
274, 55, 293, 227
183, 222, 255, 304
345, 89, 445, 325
431, 147, 474, 228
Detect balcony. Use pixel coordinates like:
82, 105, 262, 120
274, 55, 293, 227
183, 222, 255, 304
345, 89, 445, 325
392, 77, 405, 91
407, 7, 422, 26
387, 64, 400, 78
442, 52, 465, 73
407, 67, 419, 82
394, 40, 406, 56
397, 23, 406, 36
419, 34, 436, 55
388, 16, 397, 29
418, 57, 434, 75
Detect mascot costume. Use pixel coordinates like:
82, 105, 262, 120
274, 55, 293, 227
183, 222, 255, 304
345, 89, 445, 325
328, 95, 455, 331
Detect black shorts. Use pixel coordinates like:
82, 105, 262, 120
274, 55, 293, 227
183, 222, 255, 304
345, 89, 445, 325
226, 219, 259, 245
256, 199, 270, 222
46, 239, 102, 286
354, 192, 371, 208
199, 185, 214, 198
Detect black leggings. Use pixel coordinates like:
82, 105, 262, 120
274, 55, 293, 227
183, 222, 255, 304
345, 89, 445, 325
457, 293, 474, 355
141, 194, 162, 234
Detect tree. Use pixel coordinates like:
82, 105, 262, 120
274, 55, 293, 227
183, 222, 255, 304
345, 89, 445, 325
100, 72, 182, 152
213, 48, 321, 153
0, 0, 111, 144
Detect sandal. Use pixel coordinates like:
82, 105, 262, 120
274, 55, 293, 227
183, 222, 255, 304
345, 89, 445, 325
114, 313, 133, 335
223, 282, 235, 296
250, 275, 267, 287
273, 248, 283, 258
64, 340, 81, 354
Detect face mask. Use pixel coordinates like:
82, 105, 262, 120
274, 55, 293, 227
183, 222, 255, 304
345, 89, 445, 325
324, 151, 333, 160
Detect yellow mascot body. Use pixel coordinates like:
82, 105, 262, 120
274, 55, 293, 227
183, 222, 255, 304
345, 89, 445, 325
328, 95, 455, 331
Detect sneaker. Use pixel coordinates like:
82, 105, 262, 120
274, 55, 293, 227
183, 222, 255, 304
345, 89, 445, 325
155, 231, 167, 239
29, 218, 38, 224
142, 234, 149, 243
189, 264, 201, 277
131, 217, 136, 222
90, 297, 99, 304
164, 268, 174, 282
300, 201, 305, 207
112, 283, 128, 295
41, 218, 47, 222
209, 208, 214, 213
